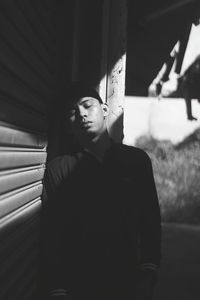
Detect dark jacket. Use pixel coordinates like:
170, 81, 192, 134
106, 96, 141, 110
41, 142, 161, 299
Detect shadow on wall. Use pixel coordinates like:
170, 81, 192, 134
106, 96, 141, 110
149, 53, 200, 122
125, 0, 200, 96
135, 127, 200, 225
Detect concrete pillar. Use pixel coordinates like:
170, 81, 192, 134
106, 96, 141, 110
106, 0, 127, 142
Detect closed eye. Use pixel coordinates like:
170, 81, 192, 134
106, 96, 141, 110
82, 100, 93, 108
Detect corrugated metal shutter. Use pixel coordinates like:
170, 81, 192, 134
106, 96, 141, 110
0, 1, 55, 299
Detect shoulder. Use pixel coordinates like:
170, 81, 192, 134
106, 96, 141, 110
45, 152, 84, 183
108, 142, 152, 177
112, 142, 151, 165
46, 155, 69, 176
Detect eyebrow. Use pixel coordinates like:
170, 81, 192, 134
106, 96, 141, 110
79, 97, 95, 104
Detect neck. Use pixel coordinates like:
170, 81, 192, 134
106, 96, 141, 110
83, 130, 112, 161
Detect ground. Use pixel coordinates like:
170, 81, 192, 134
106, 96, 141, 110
154, 223, 200, 300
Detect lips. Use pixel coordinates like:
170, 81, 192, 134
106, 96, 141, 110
80, 121, 92, 129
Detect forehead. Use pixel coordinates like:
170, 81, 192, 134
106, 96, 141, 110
78, 96, 100, 104
67, 96, 100, 109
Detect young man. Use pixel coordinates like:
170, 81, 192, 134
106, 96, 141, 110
41, 82, 161, 300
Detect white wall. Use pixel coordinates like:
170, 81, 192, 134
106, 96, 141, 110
123, 96, 200, 146
124, 23, 200, 146
181, 23, 200, 74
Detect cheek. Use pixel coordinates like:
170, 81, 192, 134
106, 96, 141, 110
91, 107, 104, 120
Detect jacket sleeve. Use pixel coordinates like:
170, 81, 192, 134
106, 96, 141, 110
40, 160, 72, 299
138, 151, 162, 272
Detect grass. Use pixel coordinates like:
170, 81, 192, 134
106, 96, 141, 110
135, 128, 200, 225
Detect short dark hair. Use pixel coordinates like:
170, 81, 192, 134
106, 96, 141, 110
65, 82, 103, 110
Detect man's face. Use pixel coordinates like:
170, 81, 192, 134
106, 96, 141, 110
65, 97, 108, 141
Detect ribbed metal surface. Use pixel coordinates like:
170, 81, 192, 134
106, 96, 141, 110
0, 148, 47, 170
0, 98, 47, 132
0, 125, 47, 148
0, 0, 55, 299
0, 200, 41, 300
0, 183, 43, 218
0, 166, 45, 195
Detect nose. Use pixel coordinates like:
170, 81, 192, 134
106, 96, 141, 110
77, 106, 87, 119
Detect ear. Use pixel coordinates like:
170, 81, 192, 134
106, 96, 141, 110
101, 103, 109, 117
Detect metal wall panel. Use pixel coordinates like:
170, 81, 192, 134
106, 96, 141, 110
0, 183, 43, 218
0, 200, 41, 300
0, 125, 46, 148
0, 166, 44, 195
0, 0, 55, 299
